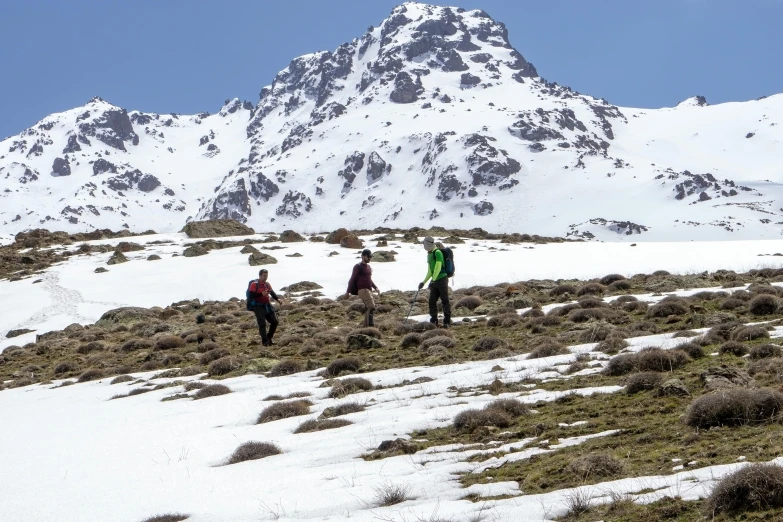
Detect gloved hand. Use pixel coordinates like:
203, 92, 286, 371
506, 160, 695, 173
418, 282, 424, 290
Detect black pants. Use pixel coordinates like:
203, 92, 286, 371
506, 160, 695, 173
253, 305, 278, 343
428, 277, 451, 325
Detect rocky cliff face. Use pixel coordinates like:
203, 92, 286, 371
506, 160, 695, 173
1, 2, 781, 241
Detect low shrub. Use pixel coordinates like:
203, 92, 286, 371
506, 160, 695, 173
194, 384, 231, 400
550, 284, 577, 296
485, 398, 529, 417
604, 354, 637, 376
720, 298, 745, 311
750, 344, 783, 360
453, 295, 482, 310
78, 368, 103, 383
720, 341, 749, 357
400, 332, 422, 348
684, 388, 783, 428
528, 342, 568, 359
294, 418, 352, 433
576, 283, 605, 296
54, 360, 77, 375
257, 399, 312, 423
140, 514, 190, 522
732, 326, 770, 342
324, 357, 362, 377
155, 335, 185, 350
647, 298, 689, 318
568, 308, 609, 323
198, 348, 230, 365
635, 348, 690, 372
453, 409, 513, 431
420, 336, 456, 349
567, 453, 625, 480
626, 372, 664, 394
207, 356, 240, 377
329, 377, 373, 398
472, 336, 506, 353
269, 359, 305, 377
596, 338, 629, 354
487, 313, 522, 327
600, 274, 626, 286
120, 338, 154, 352
608, 280, 633, 291
320, 401, 365, 418
350, 327, 382, 339
225, 441, 281, 465
749, 294, 779, 316
706, 463, 783, 514
110, 375, 134, 385
678, 342, 705, 359
183, 382, 206, 391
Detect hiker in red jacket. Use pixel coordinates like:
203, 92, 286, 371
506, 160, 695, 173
344, 249, 380, 327
248, 269, 284, 346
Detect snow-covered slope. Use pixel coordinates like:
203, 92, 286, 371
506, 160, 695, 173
1, 2, 781, 240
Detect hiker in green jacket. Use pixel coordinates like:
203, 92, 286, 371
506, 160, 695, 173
418, 236, 451, 328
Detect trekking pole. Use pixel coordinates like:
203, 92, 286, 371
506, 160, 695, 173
405, 289, 420, 322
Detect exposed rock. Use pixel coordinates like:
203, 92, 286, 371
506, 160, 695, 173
115, 242, 144, 253
390, 72, 420, 104
94, 267, 109, 273
92, 159, 118, 176
78, 107, 138, 151
280, 281, 323, 292
51, 157, 71, 177
474, 201, 494, 216
372, 250, 396, 262
147, 255, 161, 261
181, 220, 255, 238
376, 438, 417, 454
279, 230, 305, 243
366, 152, 389, 183
240, 245, 259, 254
340, 234, 364, 249
657, 379, 690, 397
701, 366, 753, 390
326, 228, 351, 244
6, 328, 35, 339
275, 191, 313, 218
346, 333, 383, 350
249, 252, 278, 266
460, 73, 482, 86
183, 245, 209, 257
95, 306, 157, 327
107, 250, 128, 265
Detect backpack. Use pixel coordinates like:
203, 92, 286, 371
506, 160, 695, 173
348, 264, 365, 295
439, 247, 455, 278
245, 279, 258, 311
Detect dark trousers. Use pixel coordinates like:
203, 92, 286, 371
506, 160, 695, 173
253, 305, 278, 342
428, 277, 451, 325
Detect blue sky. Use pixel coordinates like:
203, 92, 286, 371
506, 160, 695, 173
1, 0, 781, 138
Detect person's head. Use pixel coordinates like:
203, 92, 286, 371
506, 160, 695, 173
361, 249, 372, 263
422, 236, 436, 252
258, 269, 269, 282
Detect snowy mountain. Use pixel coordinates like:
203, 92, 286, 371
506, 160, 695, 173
1, 2, 781, 241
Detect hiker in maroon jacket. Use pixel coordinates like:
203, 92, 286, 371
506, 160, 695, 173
344, 249, 380, 327
248, 269, 284, 346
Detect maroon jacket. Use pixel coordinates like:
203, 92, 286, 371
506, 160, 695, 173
347, 262, 378, 294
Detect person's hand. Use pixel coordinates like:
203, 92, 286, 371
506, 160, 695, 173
418, 282, 424, 290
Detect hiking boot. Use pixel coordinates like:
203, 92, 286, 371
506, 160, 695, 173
262, 339, 270, 347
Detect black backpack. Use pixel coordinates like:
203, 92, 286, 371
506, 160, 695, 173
245, 279, 258, 311
439, 247, 455, 278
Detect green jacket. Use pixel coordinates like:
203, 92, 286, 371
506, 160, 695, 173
423, 249, 448, 283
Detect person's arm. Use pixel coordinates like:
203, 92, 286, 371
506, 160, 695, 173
268, 286, 281, 303
345, 264, 360, 296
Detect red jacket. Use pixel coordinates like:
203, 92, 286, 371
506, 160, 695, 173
248, 280, 279, 305
347, 263, 377, 294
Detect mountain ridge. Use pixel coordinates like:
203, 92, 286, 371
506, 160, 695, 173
1, 2, 781, 241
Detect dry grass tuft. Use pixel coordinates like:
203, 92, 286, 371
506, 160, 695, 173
567, 453, 625, 480
684, 388, 783, 428
194, 384, 231, 400
257, 399, 313, 423
224, 441, 281, 465
294, 418, 352, 433
329, 377, 373, 398
626, 372, 664, 394
207, 356, 240, 377
139, 514, 190, 522
324, 357, 362, 377
269, 359, 305, 377
472, 336, 506, 352
706, 463, 783, 514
